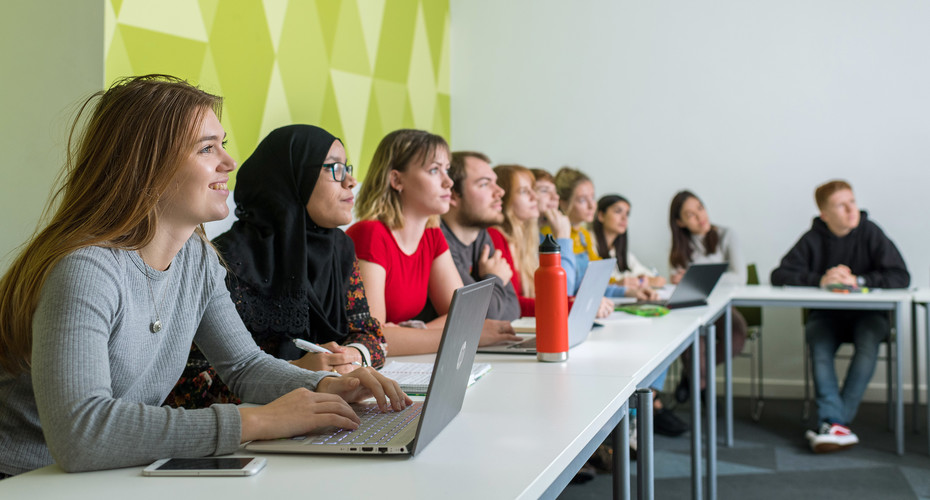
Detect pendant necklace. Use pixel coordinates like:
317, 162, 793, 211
141, 256, 169, 333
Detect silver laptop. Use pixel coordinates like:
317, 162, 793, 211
477, 258, 615, 354
641, 262, 728, 309
245, 279, 493, 456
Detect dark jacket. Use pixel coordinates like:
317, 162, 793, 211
770, 211, 909, 288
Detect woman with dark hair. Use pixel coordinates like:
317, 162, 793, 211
0, 76, 408, 477
668, 190, 747, 402
592, 194, 665, 298
589, 194, 683, 436
167, 125, 390, 409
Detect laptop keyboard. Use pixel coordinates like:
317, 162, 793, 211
303, 402, 423, 446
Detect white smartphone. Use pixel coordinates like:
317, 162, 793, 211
142, 457, 267, 477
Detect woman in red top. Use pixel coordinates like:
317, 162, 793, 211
347, 130, 519, 355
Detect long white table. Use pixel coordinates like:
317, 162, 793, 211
0, 368, 637, 500
729, 285, 912, 456
2, 310, 715, 500
20, 283, 918, 498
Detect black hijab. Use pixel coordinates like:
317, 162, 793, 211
214, 125, 356, 345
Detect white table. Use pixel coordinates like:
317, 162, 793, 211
729, 285, 911, 456
3, 309, 719, 500
0, 368, 637, 500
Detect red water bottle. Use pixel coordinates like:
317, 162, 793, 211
535, 234, 568, 362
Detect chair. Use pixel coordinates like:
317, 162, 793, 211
735, 263, 764, 421
801, 310, 895, 427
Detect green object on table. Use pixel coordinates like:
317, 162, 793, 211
616, 304, 670, 317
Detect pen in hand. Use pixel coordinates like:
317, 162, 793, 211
293, 339, 362, 366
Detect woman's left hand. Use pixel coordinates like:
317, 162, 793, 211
316, 367, 413, 412
291, 341, 361, 374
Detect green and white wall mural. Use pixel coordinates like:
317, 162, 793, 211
105, 0, 450, 186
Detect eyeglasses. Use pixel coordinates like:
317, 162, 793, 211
322, 162, 354, 182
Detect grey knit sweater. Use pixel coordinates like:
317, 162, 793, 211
0, 236, 331, 475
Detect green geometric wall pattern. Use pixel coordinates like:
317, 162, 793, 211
105, 0, 450, 189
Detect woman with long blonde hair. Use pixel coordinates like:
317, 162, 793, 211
0, 75, 408, 477
488, 165, 540, 316
347, 130, 519, 355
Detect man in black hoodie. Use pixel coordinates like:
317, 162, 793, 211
771, 180, 909, 453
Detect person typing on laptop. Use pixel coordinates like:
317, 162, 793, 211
0, 76, 410, 478
771, 180, 909, 453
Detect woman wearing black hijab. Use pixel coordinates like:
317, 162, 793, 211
167, 125, 386, 408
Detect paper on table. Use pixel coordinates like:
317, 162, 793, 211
379, 361, 492, 395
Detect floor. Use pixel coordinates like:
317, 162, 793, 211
559, 396, 930, 499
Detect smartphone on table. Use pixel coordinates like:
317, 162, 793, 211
142, 457, 267, 477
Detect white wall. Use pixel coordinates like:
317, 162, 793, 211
450, 0, 930, 400
0, 0, 104, 273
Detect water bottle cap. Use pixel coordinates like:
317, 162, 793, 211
539, 234, 560, 254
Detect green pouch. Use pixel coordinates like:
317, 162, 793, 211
616, 304, 670, 317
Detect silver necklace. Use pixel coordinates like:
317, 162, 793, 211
142, 260, 169, 333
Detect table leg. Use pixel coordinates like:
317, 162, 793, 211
896, 303, 905, 456
725, 307, 733, 447
615, 401, 630, 500
913, 301, 920, 433
706, 323, 717, 500
691, 327, 703, 500
926, 304, 930, 457
636, 389, 654, 500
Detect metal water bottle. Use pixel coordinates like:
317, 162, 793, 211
535, 234, 569, 362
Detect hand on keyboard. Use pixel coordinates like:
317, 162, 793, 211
239, 388, 360, 443
317, 366, 413, 412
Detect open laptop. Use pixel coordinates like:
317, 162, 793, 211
245, 279, 493, 456
477, 258, 615, 355
643, 262, 728, 309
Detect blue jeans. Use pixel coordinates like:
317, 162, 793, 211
806, 309, 889, 426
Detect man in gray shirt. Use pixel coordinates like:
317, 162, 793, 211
440, 151, 520, 321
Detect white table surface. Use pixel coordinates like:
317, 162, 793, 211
1, 364, 637, 500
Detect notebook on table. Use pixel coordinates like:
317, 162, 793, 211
245, 279, 493, 456
379, 361, 492, 395
477, 258, 615, 355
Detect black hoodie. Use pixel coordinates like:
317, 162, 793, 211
770, 211, 909, 288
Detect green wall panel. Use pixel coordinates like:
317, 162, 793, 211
105, 0, 451, 187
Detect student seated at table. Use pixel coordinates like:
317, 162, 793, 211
668, 190, 747, 403
488, 164, 541, 316
0, 75, 409, 477
540, 167, 614, 317
166, 124, 388, 409
592, 194, 662, 300
491, 165, 616, 319
593, 194, 667, 291
531, 168, 577, 294
543, 167, 599, 294
347, 130, 520, 356
438, 151, 520, 321
771, 179, 909, 453
589, 194, 682, 435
